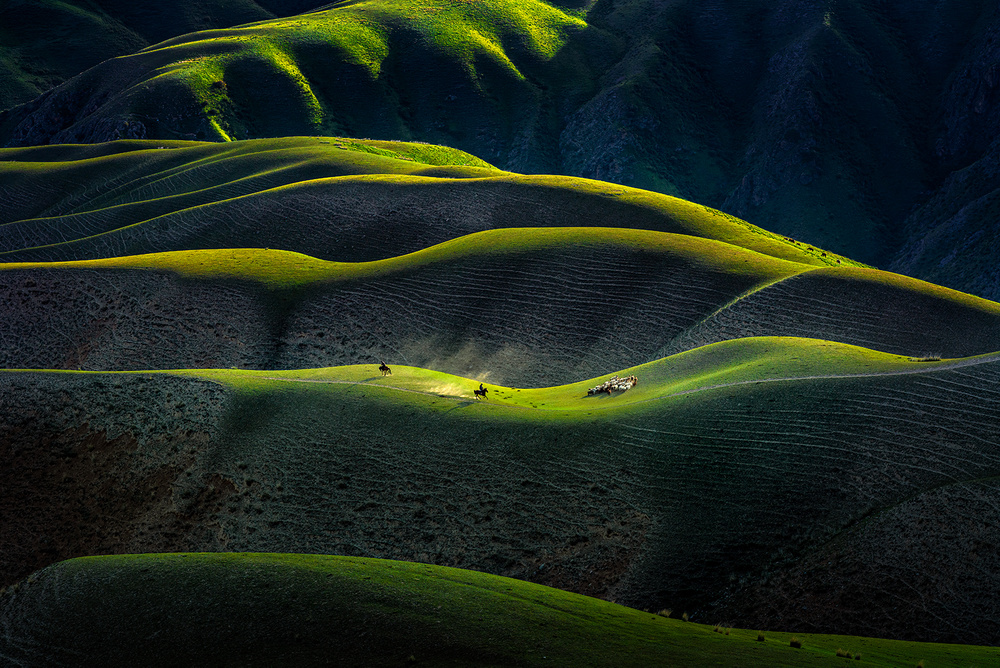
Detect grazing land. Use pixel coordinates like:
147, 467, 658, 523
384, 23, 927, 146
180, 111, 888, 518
5, 2, 1000, 297
4, 1, 1000, 662
2, 338, 1000, 644
2, 553, 997, 667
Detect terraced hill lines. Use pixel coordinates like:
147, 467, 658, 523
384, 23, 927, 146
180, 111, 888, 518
0, 139, 848, 265
1, 338, 999, 643
3, 227, 998, 383
664, 265, 1000, 360
3, 554, 993, 667
0, 137, 499, 260
0, 228, 813, 380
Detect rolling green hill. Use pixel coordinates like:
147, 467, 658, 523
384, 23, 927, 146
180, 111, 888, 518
0, 1, 330, 113
0, 137, 843, 267
2, 338, 1000, 644
5, 0, 1000, 300
2, 134, 1000, 651
0, 0, 613, 164
5, 226, 1000, 385
2, 553, 996, 666
3, 0, 1000, 658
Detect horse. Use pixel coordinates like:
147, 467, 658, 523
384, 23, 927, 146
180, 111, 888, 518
474, 383, 489, 400
379, 361, 392, 376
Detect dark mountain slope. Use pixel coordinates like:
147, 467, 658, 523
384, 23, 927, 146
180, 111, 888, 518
888, 136, 1000, 300
725, 474, 1000, 644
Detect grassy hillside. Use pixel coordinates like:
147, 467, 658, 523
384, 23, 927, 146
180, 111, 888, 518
2, 338, 1000, 643
0, 228, 809, 382
2, 553, 996, 667
0, 138, 840, 264
660, 265, 1000, 360
5, 1, 1000, 299
5, 226, 999, 383
1, 2, 999, 657
0, 1, 329, 113
0, 0, 613, 170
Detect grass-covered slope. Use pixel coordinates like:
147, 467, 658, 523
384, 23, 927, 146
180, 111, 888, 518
2, 338, 1000, 644
0, 138, 839, 264
661, 266, 1000, 360
0, 228, 810, 383
4, 226, 999, 383
2, 554, 996, 667
7, 1, 1000, 297
0, 1, 330, 114
0, 137, 497, 262
0, 0, 613, 172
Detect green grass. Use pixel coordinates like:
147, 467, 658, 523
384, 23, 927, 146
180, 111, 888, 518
0, 0, 604, 144
194, 335, 968, 407
21, 336, 971, 418
147, 0, 587, 85
807, 265, 1000, 315
0, 552, 994, 667
0, 135, 495, 176
4, 339, 1000, 646
0, 137, 858, 265
0, 227, 812, 289
6, 0, 1000, 300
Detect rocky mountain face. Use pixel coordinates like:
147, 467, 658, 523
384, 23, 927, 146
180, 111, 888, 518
564, 0, 1000, 281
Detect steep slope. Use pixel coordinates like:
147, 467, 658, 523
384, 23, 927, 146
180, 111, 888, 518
2, 554, 994, 667
2, 339, 1000, 643
888, 138, 1000, 301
